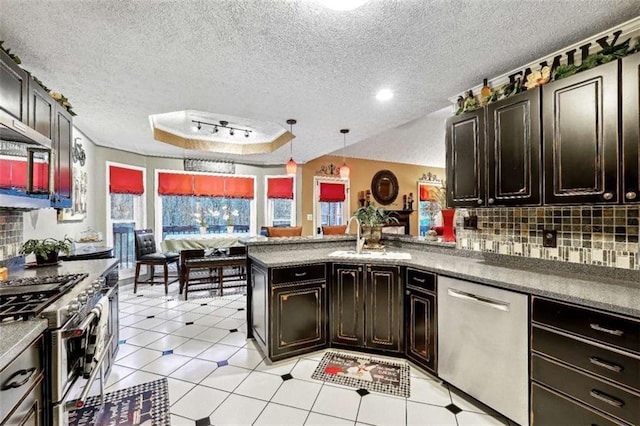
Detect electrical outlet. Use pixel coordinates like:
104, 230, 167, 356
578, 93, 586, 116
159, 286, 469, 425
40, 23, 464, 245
306, 214, 313, 221
543, 230, 557, 248
463, 215, 478, 230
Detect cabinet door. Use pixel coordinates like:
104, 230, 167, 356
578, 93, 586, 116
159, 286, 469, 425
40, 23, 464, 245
543, 60, 619, 205
487, 88, 541, 206
28, 80, 55, 139
331, 263, 364, 347
445, 108, 485, 207
53, 106, 73, 206
405, 288, 436, 373
366, 265, 402, 352
622, 51, 640, 204
0, 49, 28, 123
271, 281, 326, 359
251, 264, 268, 348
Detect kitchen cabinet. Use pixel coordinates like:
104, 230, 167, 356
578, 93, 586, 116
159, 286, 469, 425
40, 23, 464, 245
622, 51, 640, 204
486, 88, 541, 206
542, 60, 619, 205
271, 265, 327, 359
52, 105, 72, 208
404, 268, 437, 374
249, 261, 327, 361
0, 48, 29, 123
445, 108, 485, 208
531, 297, 640, 425
0, 335, 44, 426
331, 263, 403, 353
27, 79, 55, 140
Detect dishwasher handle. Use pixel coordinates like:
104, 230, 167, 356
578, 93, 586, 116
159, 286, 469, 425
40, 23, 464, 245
447, 288, 510, 312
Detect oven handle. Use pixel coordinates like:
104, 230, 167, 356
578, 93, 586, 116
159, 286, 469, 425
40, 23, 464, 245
66, 334, 113, 411
62, 310, 99, 338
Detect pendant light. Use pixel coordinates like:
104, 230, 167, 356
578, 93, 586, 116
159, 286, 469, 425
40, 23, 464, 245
285, 119, 297, 175
339, 128, 350, 179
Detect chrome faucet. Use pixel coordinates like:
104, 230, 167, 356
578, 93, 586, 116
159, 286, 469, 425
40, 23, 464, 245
346, 216, 365, 254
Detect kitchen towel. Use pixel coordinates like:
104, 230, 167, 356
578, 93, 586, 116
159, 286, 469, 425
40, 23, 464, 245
83, 295, 109, 378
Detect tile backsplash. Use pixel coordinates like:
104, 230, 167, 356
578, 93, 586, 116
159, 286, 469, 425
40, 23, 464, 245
456, 206, 640, 270
0, 210, 24, 263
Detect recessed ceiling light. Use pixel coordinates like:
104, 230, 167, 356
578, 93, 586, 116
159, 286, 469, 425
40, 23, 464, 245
318, 0, 369, 11
376, 89, 394, 101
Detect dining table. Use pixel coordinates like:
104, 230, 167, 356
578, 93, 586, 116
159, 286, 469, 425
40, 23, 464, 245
161, 235, 243, 252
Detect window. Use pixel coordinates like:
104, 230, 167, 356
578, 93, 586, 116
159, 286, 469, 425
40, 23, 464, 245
313, 177, 349, 235
265, 176, 295, 227
155, 170, 256, 238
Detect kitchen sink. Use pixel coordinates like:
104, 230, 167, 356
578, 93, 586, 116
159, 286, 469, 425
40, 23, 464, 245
328, 250, 412, 260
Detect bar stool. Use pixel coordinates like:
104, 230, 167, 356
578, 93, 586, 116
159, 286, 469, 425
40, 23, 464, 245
133, 229, 180, 294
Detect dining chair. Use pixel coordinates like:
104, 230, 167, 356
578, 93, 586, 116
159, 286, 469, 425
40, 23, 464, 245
133, 229, 180, 294
322, 225, 347, 235
265, 226, 303, 237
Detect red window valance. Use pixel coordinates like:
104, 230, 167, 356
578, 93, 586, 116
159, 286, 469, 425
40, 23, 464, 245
0, 159, 27, 189
267, 177, 294, 199
31, 161, 49, 191
109, 166, 144, 195
158, 173, 193, 195
319, 182, 346, 202
194, 175, 225, 197
225, 176, 254, 199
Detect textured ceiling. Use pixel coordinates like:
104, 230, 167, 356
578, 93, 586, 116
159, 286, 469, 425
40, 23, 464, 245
1, 0, 638, 168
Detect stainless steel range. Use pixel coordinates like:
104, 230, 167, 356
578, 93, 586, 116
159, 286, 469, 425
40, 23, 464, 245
0, 270, 119, 425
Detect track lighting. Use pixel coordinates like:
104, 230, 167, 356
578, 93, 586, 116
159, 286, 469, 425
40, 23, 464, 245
191, 120, 252, 137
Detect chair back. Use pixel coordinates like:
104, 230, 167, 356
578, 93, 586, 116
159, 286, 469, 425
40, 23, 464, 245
134, 229, 158, 258
265, 226, 303, 237
322, 225, 347, 235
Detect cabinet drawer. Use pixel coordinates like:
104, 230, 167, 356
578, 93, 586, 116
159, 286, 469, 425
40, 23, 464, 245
532, 354, 639, 425
532, 297, 639, 354
0, 336, 43, 423
533, 325, 640, 391
271, 264, 325, 285
531, 382, 627, 426
406, 268, 436, 292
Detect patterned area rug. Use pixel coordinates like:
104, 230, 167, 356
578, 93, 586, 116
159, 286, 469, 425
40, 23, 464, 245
68, 378, 170, 426
312, 352, 410, 398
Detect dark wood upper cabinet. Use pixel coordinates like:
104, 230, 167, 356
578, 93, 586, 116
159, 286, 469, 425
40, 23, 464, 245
52, 105, 73, 207
28, 80, 55, 139
487, 88, 541, 206
542, 60, 620, 205
446, 108, 485, 208
622, 51, 640, 204
0, 49, 28, 123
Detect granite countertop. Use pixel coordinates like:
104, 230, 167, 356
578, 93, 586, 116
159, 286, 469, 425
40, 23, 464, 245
249, 247, 640, 318
0, 258, 119, 371
0, 319, 48, 370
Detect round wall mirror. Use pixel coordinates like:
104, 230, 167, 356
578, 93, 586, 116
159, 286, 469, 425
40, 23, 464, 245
371, 170, 399, 205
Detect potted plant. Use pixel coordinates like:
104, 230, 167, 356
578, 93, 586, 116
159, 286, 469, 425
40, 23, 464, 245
353, 202, 399, 247
20, 237, 73, 265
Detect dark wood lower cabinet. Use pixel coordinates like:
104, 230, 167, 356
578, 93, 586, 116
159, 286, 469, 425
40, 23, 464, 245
405, 287, 436, 373
250, 263, 268, 348
271, 282, 326, 359
330, 263, 402, 353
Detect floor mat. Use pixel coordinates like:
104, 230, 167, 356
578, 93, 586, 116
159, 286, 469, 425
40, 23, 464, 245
68, 378, 170, 426
312, 351, 410, 398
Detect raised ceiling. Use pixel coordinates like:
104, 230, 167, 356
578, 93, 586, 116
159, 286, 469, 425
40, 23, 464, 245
0, 0, 638, 168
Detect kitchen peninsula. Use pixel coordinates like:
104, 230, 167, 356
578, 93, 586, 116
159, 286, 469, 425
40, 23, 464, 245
245, 236, 640, 426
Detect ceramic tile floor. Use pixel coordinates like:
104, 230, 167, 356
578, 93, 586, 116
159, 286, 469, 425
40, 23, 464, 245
100, 280, 515, 426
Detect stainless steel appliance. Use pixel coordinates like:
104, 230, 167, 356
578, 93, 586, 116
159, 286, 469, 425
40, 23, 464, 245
438, 276, 529, 426
0, 271, 117, 425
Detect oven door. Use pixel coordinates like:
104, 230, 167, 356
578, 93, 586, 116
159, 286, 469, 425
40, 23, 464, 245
50, 321, 89, 405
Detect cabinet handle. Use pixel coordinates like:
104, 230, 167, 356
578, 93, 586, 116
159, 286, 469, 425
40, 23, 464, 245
488, 198, 495, 204
589, 357, 623, 373
626, 191, 637, 200
412, 277, 426, 283
321, 284, 326, 289
1, 368, 37, 390
589, 389, 624, 408
293, 272, 307, 278
405, 290, 410, 295
590, 323, 624, 337
476, 199, 483, 205
602, 192, 614, 201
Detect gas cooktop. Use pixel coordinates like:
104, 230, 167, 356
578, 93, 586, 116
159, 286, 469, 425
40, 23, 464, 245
0, 273, 88, 322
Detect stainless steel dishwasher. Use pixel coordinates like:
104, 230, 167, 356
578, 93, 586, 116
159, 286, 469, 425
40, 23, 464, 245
438, 276, 529, 426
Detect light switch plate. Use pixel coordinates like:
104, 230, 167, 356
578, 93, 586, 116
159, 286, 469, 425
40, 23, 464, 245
306, 214, 313, 221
